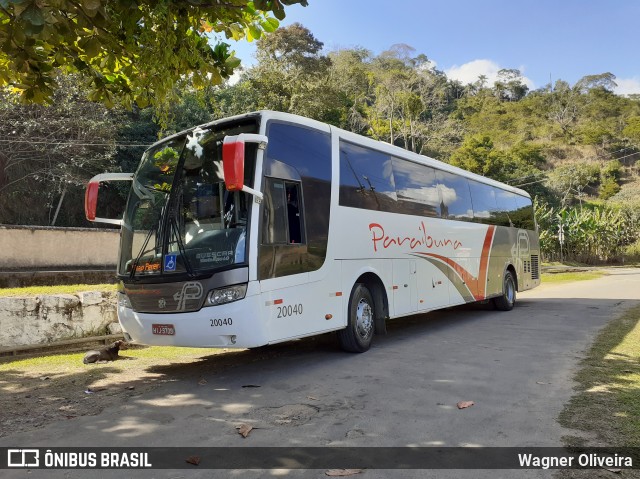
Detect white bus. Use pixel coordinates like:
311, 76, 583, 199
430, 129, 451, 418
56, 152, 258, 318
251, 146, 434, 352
86, 111, 540, 352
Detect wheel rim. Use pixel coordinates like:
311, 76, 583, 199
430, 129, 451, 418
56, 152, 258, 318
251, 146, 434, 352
506, 277, 515, 304
355, 298, 374, 339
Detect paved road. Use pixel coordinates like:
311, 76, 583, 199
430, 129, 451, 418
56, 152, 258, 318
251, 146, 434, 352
2, 268, 639, 478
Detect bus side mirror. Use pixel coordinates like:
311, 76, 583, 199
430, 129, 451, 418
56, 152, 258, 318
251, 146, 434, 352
85, 173, 134, 226
222, 136, 245, 192
222, 134, 268, 200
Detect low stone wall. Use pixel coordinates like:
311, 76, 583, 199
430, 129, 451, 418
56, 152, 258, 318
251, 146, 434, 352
0, 292, 119, 348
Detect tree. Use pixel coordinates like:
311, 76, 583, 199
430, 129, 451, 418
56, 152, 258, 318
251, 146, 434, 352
547, 162, 600, 207
0, 0, 307, 119
493, 69, 529, 101
328, 48, 372, 132
574, 72, 617, 94
623, 117, 640, 146
247, 23, 339, 121
546, 80, 580, 139
449, 135, 508, 179
0, 74, 119, 226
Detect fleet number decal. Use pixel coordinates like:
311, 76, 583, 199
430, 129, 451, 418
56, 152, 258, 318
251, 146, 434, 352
277, 303, 303, 318
210, 318, 232, 327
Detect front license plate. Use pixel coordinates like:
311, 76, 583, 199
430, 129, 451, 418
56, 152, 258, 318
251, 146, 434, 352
152, 324, 175, 335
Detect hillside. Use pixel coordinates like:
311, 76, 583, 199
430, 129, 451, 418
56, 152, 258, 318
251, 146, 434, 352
1, 23, 639, 263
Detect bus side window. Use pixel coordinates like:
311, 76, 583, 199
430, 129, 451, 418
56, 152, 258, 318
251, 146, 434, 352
285, 182, 304, 244
262, 178, 305, 245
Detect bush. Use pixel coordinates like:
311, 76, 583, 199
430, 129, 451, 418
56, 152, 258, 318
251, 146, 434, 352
599, 176, 621, 199
624, 239, 640, 264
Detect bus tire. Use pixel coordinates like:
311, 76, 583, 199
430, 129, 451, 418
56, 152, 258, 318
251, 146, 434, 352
338, 283, 375, 353
494, 270, 516, 311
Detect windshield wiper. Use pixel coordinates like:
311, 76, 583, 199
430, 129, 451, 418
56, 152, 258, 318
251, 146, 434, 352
168, 217, 195, 277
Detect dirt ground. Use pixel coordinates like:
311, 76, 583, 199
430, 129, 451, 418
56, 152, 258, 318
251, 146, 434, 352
0, 339, 317, 439
0, 345, 233, 438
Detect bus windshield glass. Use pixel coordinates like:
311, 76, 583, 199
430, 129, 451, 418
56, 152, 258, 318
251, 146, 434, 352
118, 121, 258, 278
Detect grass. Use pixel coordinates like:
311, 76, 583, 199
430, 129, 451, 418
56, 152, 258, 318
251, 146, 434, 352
0, 283, 117, 297
0, 346, 221, 371
543, 261, 592, 268
559, 305, 640, 448
541, 271, 607, 284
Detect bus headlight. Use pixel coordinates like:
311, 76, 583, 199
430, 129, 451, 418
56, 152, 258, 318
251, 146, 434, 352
207, 284, 247, 306
116, 281, 132, 309
117, 292, 132, 309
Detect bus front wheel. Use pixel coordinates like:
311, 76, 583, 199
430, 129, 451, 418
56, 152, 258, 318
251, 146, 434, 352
494, 270, 516, 311
338, 283, 375, 353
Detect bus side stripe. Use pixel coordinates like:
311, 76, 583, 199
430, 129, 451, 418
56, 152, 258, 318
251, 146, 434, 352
477, 225, 496, 299
413, 225, 496, 301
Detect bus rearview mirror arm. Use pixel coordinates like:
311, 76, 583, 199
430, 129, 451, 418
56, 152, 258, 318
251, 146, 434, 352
85, 172, 134, 226
223, 134, 268, 202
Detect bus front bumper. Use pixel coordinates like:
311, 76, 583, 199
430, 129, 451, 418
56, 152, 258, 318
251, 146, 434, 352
117, 293, 266, 348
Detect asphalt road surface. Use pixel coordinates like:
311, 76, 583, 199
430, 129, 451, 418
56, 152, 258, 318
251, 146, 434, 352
2, 268, 639, 478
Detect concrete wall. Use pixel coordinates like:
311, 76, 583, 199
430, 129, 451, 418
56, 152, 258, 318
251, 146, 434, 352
0, 292, 119, 348
0, 225, 119, 270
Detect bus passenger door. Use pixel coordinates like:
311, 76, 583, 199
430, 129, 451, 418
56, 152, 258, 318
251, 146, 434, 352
392, 259, 417, 317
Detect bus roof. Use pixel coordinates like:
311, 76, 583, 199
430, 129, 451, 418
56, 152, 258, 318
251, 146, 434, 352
149, 110, 532, 199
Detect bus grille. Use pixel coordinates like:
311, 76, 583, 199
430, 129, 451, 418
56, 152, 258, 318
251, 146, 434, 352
531, 255, 540, 280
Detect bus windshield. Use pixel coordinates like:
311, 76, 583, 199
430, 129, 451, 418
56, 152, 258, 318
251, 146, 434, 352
118, 121, 258, 279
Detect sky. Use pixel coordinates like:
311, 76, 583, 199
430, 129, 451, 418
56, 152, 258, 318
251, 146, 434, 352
226, 0, 640, 95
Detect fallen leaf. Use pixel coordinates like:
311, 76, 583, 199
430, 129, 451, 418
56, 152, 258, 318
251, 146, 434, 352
242, 384, 260, 388
457, 401, 474, 409
325, 469, 363, 477
185, 455, 200, 466
198, 379, 207, 385
237, 424, 253, 438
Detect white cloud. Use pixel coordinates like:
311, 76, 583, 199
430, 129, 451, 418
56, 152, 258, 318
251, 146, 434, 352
615, 77, 640, 96
226, 70, 243, 86
444, 59, 534, 89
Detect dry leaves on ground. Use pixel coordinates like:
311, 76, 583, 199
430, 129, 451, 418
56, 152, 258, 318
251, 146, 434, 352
236, 423, 253, 438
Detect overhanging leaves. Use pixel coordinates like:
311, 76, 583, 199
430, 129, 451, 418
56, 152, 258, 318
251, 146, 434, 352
0, 0, 308, 124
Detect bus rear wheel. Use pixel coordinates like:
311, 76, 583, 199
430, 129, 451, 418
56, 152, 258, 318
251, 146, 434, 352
494, 270, 516, 311
338, 283, 375, 353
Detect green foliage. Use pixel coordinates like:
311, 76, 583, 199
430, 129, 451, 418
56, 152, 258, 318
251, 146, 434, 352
598, 159, 623, 199
599, 176, 621, 199
449, 135, 505, 178
602, 159, 623, 180
547, 161, 600, 206
0, 74, 119, 226
245, 23, 339, 122
535, 202, 639, 263
0, 0, 307, 121
625, 239, 640, 263
1, 20, 640, 270
493, 68, 529, 101
623, 117, 640, 146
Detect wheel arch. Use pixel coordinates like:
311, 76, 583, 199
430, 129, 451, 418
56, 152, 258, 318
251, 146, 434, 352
505, 263, 518, 292
354, 272, 389, 335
